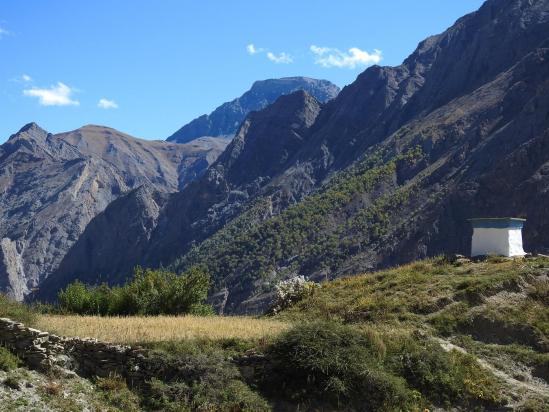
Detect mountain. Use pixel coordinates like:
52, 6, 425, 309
0, 124, 228, 300
166, 77, 340, 143
37, 0, 549, 313
36, 91, 322, 300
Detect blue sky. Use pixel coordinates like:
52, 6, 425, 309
0, 0, 484, 142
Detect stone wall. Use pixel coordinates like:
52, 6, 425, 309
0, 317, 267, 390
0, 318, 149, 385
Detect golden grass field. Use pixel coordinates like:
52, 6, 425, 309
36, 314, 290, 344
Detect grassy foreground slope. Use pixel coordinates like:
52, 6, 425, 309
275, 255, 549, 410
1, 257, 548, 411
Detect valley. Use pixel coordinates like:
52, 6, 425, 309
0, 0, 548, 410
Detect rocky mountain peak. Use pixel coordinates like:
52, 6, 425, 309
166, 77, 339, 144
15, 122, 44, 134
7, 122, 49, 143
214, 91, 321, 188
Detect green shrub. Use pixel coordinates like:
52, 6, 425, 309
143, 348, 270, 411
0, 294, 37, 325
388, 337, 506, 409
3, 374, 21, 390
528, 279, 549, 305
518, 397, 549, 412
0, 347, 20, 371
57, 281, 92, 314
266, 321, 416, 410
95, 374, 141, 412
430, 302, 471, 336
58, 266, 212, 316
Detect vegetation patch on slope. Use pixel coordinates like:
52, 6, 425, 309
175, 148, 424, 305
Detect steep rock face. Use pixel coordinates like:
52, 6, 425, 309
34, 185, 170, 299
166, 77, 339, 143
293, 0, 549, 179
37, 91, 322, 300
176, 42, 549, 314
0, 124, 227, 300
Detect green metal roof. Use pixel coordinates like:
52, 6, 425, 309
468, 218, 526, 229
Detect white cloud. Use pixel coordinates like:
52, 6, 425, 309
266, 51, 293, 64
97, 98, 118, 109
247, 44, 293, 64
0, 26, 9, 39
23, 82, 79, 106
21, 74, 32, 82
310, 45, 382, 69
246, 43, 263, 55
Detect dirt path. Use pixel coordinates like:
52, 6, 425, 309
435, 338, 549, 402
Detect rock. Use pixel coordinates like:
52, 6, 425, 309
448, 254, 472, 265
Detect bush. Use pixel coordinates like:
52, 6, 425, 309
266, 321, 415, 410
95, 374, 141, 411
388, 337, 506, 409
57, 281, 91, 314
3, 374, 21, 390
58, 267, 213, 316
0, 347, 20, 371
143, 348, 270, 411
270, 275, 316, 314
0, 294, 37, 325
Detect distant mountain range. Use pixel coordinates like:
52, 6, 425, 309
0, 77, 340, 301
0, 124, 228, 299
6, 0, 549, 314
166, 77, 340, 143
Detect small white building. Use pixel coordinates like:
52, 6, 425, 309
469, 218, 526, 257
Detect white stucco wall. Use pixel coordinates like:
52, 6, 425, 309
471, 227, 525, 257
507, 228, 526, 257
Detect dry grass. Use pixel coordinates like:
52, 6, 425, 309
36, 314, 289, 344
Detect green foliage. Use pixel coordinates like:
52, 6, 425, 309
0, 293, 37, 325
528, 278, 549, 305
174, 147, 424, 299
388, 337, 506, 409
57, 281, 90, 314
264, 321, 507, 410
95, 374, 141, 412
266, 321, 417, 410
3, 373, 21, 390
0, 347, 20, 371
58, 267, 212, 316
518, 397, 549, 412
430, 302, 471, 336
142, 347, 270, 412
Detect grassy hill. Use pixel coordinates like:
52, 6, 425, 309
1, 256, 548, 411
